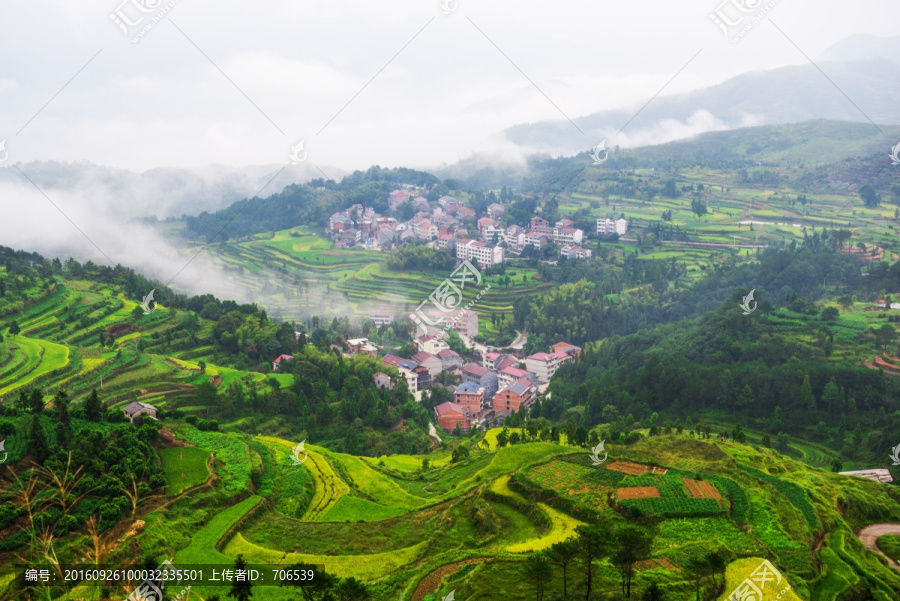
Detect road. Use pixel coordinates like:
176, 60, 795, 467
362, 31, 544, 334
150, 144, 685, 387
857, 523, 900, 570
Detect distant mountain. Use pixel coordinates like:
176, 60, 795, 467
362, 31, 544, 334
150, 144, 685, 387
502, 35, 900, 157
0, 161, 344, 221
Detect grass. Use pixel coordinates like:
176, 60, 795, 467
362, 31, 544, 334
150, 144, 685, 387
877, 534, 900, 562
158, 446, 211, 495
175, 495, 262, 564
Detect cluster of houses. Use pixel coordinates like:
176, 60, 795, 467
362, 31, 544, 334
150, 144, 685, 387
327, 187, 627, 264
432, 340, 581, 433
271, 330, 580, 434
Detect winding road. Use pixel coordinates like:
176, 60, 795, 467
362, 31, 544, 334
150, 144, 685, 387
857, 524, 900, 570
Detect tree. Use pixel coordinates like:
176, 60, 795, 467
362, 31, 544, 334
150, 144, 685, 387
860, 184, 879, 208
228, 555, 253, 601
29, 389, 44, 413
8, 320, 20, 338
54, 389, 72, 447
831, 458, 843, 472
334, 577, 370, 601
821, 307, 839, 322
84, 388, 103, 422
799, 374, 816, 411
496, 428, 509, 448
28, 414, 49, 463
612, 526, 652, 598
576, 523, 609, 600
548, 538, 579, 598
641, 582, 664, 601
524, 552, 553, 601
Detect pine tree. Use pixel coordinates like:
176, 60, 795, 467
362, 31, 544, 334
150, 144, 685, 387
27, 414, 49, 463
799, 374, 815, 411
228, 555, 253, 601
84, 388, 103, 422
29, 389, 44, 413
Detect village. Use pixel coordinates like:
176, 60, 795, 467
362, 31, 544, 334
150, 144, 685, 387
327, 186, 628, 264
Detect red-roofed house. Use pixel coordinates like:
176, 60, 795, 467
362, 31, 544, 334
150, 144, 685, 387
524, 351, 573, 384
412, 351, 442, 377
434, 401, 469, 432
437, 349, 463, 372
550, 342, 582, 358
498, 365, 538, 389
272, 354, 294, 372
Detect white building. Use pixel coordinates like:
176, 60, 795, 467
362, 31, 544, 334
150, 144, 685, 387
455, 238, 504, 267
524, 351, 574, 384
597, 218, 628, 236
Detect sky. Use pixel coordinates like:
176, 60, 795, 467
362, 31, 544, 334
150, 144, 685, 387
0, 0, 898, 174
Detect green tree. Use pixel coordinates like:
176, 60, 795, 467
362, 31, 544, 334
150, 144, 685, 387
54, 389, 71, 447
8, 320, 20, 338
548, 538, 579, 598
821, 306, 839, 322
84, 388, 103, 422
641, 582, 664, 601
496, 427, 509, 448
822, 377, 844, 417
576, 524, 609, 600
860, 184, 879, 208
612, 526, 652, 598
29, 389, 44, 413
524, 552, 553, 601
799, 374, 816, 411
334, 577, 370, 601
28, 414, 49, 463
228, 555, 253, 601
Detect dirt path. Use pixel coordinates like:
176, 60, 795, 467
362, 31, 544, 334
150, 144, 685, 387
857, 523, 900, 570
412, 558, 485, 601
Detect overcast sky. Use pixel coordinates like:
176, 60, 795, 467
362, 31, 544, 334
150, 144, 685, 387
1, 0, 898, 173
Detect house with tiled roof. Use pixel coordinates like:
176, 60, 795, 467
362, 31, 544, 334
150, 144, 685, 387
272, 354, 294, 372
498, 365, 538, 389
412, 351, 442, 377
416, 335, 449, 355
454, 381, 485, 419
492, 379, 535, 414
434, 401, 469, 432
462, 362, 498, 399
123, 401, 157, 423
437, 348, 463, 372
373, 372, 393, 390
524, 351, 573, 384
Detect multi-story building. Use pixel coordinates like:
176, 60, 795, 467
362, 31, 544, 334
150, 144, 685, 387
462, 362, 499, 399
455, 238, 504, 267
416, 335, 450, 355
412, 351, 443, 377
436, 235, 458, 253
553, 226, 584, 246
498, 365, 539, 389
425, 308, 479, 338
373, 372, 393, 389
531, 216, 549, 230
524, 351, 574, 384
434, 401, 470, 432
487, 203, 506, 219
370, 312, 393, 327
524, 232, 548, 249
347, 338, 378, 356
597, 218, 628, 236
561, 245, 592, 259
453, 381, 486, 418
389, 190, 411, 210
550, 342, 582, 358
437, 348, 463, 372
492, 378, 536, 414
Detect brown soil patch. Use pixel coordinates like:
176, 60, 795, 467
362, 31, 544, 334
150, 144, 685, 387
635, 558, 678, 571
617, 486, 660, 500
210, 375, 223, 387
683, 478, 722, 501
607, 460, 650, 475
413, 558, 485, 601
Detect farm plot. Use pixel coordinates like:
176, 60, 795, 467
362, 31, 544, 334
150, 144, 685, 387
617, 486, 660, 499
158, 446, 211, 495
606, 460, 651, 475
683, 478, 722, 503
